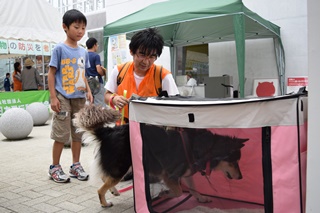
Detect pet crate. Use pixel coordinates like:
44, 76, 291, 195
128, 93, 307, 213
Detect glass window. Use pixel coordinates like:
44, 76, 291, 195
176, 44, 209, 85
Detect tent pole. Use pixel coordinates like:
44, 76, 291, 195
103, 35, 109, 70
170, 45, 176, 79
274, 38, 286, 95
233, 14, 246, 98
42, 55, 45, 90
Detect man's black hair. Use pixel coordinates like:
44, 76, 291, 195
129, 28, 164, 57
14, 62, 20, 71
63, 9, 87, 28
86, 37, 98, 49
6, 72, 10, 76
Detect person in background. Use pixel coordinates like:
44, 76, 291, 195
104, 28, 179, 180
186, 72, 197, 86
47, 9, 93, 183
13, 62, 22, 91
3, 73, 11, 92
85, 37, 107, 106
21, 58, 43, 91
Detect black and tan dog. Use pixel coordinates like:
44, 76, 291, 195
74, 105, 248, 207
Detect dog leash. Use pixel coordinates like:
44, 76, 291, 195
178, 128, 196, 175
179, 128, 211, 177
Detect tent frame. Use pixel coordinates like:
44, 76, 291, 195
103, 0, 285, 97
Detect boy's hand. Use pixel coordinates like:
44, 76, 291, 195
50, 96, 61, 113
86, 92, 94, 103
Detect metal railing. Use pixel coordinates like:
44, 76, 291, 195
0, 75, 5, 91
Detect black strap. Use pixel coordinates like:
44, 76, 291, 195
117, 62, 130, 85
262, 126, 273, 213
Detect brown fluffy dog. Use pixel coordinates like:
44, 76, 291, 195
74, 105, 248, 207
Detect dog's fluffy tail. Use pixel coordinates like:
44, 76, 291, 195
74, 104, 121, 131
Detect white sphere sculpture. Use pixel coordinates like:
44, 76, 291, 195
26, 102, 50, 126
0, 108, 34, 140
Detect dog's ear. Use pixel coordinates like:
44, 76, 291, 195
240, 138, 249, 143
238, 138, 249, 147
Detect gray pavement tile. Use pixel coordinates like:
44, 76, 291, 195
56, 201, 86, 212
0, 117, 136, 213
0, 197, 9, 203
30, 184, 57, 193
13, 185, 42, 194
0, 191, 22, 200
77, 199, 99, 208
121, 208, 135, 213
0, 184, 19, 192
44, 194, 76, 206
0, 196, 31, 208
21, 195, 53, 207
32, 203, 62, 213
6, 203, 39, 213
67, 193, 96, 204
0, 206, 13, 213
36, 189, 65, 198
18, 190, 43, 199
5, 181, 30, 188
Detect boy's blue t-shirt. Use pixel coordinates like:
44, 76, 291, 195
49, 43, 90, 99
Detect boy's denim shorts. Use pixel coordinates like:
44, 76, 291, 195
50, 91, 86, 144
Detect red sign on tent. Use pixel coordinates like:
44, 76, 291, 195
287, 77, 308, 86
287, 76, 308, 93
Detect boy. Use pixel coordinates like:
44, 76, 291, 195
48, 9, 93, 183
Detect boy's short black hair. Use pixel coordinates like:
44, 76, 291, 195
6, 72, 10, 76
86, 38, 98, 49
129, 28, 164, 57
63, 9, 87, 28
14, 62, 20, 70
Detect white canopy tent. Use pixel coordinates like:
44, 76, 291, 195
0, 0, 65, 90
0, 0, 65, 59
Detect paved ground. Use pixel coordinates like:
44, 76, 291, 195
0, 116, 135, 213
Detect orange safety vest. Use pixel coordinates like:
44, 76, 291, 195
13, 70, 22, 91
116, 61, 171, 121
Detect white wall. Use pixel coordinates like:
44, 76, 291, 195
105, 0, 171, 72
243, 0, 308, 77
209, 38, 278, 96
209, 0, 307, 96
106, 0, 167, 23
306, 0, 320, 211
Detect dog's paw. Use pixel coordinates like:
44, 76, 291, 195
196, 195, 212, 203
110, 187, 120, 196
158, 190, 173, 198
101, 201, 113, 208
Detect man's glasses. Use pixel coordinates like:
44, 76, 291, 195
136, 52, 157, 62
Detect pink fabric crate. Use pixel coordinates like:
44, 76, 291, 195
129, 94, 307, 213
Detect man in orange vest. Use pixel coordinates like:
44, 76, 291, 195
104, 28, 179, 181
104, 28, 179, 123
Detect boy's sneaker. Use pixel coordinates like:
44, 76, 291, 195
69, 162, 89, 181
48, 164, 70, 183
